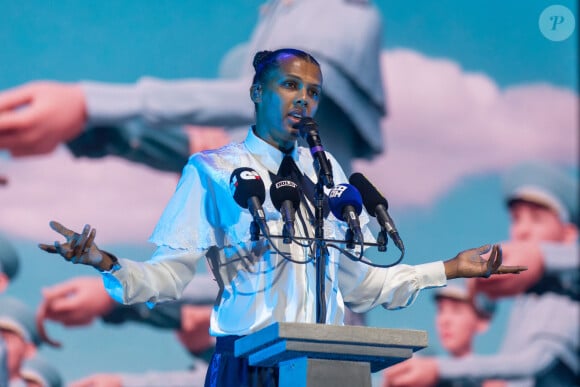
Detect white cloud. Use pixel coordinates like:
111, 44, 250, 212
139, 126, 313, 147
354, 49, 578, 208
0, 149, 178, 244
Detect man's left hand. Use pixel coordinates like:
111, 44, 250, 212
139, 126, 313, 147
444, 244, 527, 280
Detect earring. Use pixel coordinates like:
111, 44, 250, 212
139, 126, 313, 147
252, 85, 262, 101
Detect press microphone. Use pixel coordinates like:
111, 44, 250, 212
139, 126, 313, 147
269, 179, 301, 243
349, 172, 404, 252
328, 184, 364, 245
294, 117, 334, 188
229, 167, 270, 239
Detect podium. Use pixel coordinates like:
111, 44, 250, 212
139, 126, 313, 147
235, 322, 427, 387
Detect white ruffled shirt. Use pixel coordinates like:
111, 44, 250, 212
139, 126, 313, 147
103, 128, 446, 336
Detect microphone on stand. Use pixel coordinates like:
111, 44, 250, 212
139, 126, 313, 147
328, 184, 364, 247
229, 167, 270, 240
349, 172, 404, 252
270, 179, 301, 243
293, 117, 334, 188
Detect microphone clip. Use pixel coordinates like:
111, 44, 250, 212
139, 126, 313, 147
376, 228, 388, 252
345, 229, 354, 249
282, 222, 294, 244
250, 221, 260, 241
344, 229, 363, 250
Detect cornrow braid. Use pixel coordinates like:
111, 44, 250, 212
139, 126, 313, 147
252, 50, 275, 73
251, 48, 320, 85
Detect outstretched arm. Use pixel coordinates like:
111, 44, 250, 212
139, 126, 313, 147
0, 77, 251, 157
39, 220, 205, 306
340, 244, 525, 313
384, 342, 565, 387
66, 123, 230, 173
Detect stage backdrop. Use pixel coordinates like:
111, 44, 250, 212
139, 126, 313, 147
1, 0, 577, 384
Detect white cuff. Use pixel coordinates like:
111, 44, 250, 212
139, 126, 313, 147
414, 260, 446, 289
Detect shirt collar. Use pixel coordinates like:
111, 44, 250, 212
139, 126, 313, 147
244, 127, 299, 172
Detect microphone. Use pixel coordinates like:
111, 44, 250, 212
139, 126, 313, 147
294, 117, 334, 188
349, 173, 404, 252
269, 179, 301, 243
328, 184, 364, 245
229, 167, 270, 239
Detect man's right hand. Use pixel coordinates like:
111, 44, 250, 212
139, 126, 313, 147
0, 81, 86, 156
38, 220, 115, 271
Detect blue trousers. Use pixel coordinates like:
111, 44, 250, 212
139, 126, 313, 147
205, 335, 278, 387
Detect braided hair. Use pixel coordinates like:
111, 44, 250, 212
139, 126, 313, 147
251, 48, 321, 85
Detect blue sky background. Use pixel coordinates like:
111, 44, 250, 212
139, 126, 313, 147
1, 0, 578, 384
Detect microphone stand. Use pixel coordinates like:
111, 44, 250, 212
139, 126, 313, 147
314, 178, 329, 323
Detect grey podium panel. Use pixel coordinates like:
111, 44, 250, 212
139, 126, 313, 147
279, 358, 371, 387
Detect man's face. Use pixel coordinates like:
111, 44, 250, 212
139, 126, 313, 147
509, 201, 568, 243
254, 55, 322, 150
0, 327, 27, 377
435, 298, 482, 357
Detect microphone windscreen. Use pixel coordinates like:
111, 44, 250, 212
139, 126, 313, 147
328, 184, 363, 221
229, 167, 266, 209
349, 173, 388, 216
293, 117, 318, 142
269, 179, 301, 211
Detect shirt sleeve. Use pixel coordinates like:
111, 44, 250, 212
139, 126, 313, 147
102, 245, 205, 307
540, 242, 579, 272
179, 272, 219, 304
102, 301, 182, 330
101, 272, 217, 330
506, 379, 535, 387
540, 242, 579, 298
80, 76, 254, 128
437, 337, 570, 381
66, 122, 190, 173
338, 258, 446, 312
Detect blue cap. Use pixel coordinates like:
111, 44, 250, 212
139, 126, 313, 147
0, 296, 41, 346
0, 234, 20, 280
21, 355, 63, 387
502, 161, 578, 227
434, 279, 496, 319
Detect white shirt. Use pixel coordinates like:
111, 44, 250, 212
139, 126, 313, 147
103, 129, 446, 336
